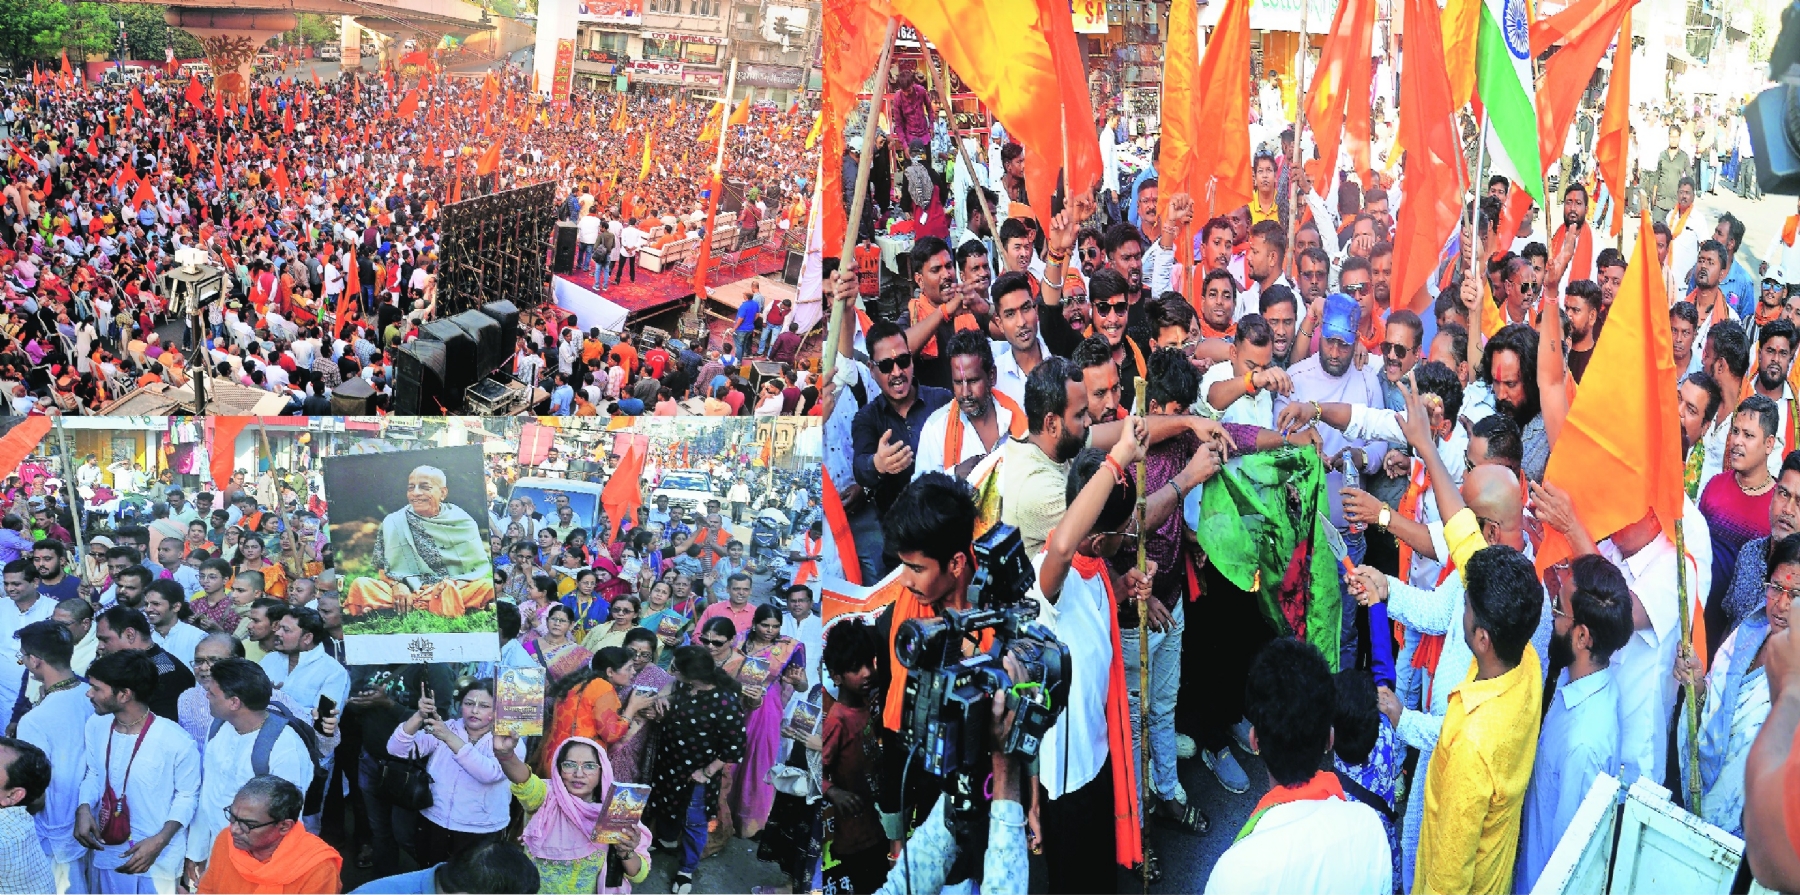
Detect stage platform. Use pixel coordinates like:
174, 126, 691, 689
557, 253, 786, 324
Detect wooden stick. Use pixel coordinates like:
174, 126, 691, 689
1132, 381, 1151, 890
1676, 518, 1703, 814
820, 19, 900, 386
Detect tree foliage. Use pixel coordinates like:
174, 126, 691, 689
0, 1, 211, 68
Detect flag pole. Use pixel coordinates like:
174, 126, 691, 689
1131, 380, 1152, 892
1288, 0, 1311, 267
821, 18, 900, 386
1466, 111, 1490, 377
1675, 518, 1704, 814
690, 56, 739, 334
921, 44, 997, 239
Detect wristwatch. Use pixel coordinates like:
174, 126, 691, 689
1377, 506, 1392, 529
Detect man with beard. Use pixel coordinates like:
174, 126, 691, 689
1514, 554, 1631, 892
1260, 286, 1303, 369
1595, 248, 1627, 323
1237, 220, 1291, 321
1466, 323, 1551, 481
1357, 309, 1425, 579
1550, 182, 1595, 289
1289, 246, 1331, 360
1304, 256, 1374, 359
1701, 396, 1781, 657
1719, 452, 1800, 644
1494, 255, 1539, 329
1106, 219, 1155, 325
997, 357, 1089, 556
1674, 302, 1701, 378
1692, 241, 1741, 356
1075, 227, 1105, 278
1066, 277, 1148, 412
1564, 280, 1603, 383
1693, 323, 1751, 492
899, 236, 988, 392
913, 330, 1024, 480
1198, 216, 1236, 277
1749, 320, 1797, 467
989, 271, 1050, 407
1362, 188, 1394, 237
852, 320, 953, 570
1072, 336, 1127, 428
1367, 241, 1395, 332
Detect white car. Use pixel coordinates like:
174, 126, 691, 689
652, 470, 717, 519
318, 44, 341, 61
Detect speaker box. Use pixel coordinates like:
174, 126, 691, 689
481, 300, 520, 357
552, 221, 578, 274
782, 250, 803, 285
449, 309, 505, 378
393, 340, 447, 415
330, 378, 377, 416
418, 319, 478, 409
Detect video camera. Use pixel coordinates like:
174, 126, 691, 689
894, 524, 1070, 830
1746, 2, 1800, 194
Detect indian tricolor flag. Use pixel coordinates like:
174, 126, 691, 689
1478, 0, 1544, 206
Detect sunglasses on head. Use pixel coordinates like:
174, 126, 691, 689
1095, 299, 1131, 317
875, 352, 913, 374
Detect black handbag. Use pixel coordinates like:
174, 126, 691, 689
380, 743, 435, 811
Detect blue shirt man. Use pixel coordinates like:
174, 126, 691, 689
736, 295, 762, 334
549, 381, 574, 415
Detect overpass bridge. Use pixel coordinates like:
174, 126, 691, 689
122, 0, 534, 96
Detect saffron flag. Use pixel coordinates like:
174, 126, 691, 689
601, 435, 648, 545
476, 141, 502, 176
1393, 0, 1469, 314
312, 67, 322, 89
818, 0, 892, 252
885, 0, 1100, 219
129, 86, 148, 117
728, 98, 750, 127
1186, 0, 1254, 218
1157, 0, 1201, 296
1303, 0, 1376, 191
1443, 0, 1483, 109
821, 467, 862, 586
185, 75, 205, 109
1537, 212, 1682, 569
640, 132, 654, 181
397, 89, 419, 120
0, 419, 51, 482
1594, 9, 1633, 237
1530, 0, 1636, 195
282, 106, 294, 135
128, 178, 155, 215
1477, 0, 1544, 206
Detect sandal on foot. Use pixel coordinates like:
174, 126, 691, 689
356, 845, 375, 869
1132, 846, 1164, 885
1156, 797, 1212, 836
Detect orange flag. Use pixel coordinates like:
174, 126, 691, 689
185, 75, 205, 109
59, 51, 72, 87
397, 89, 419, 119
886, 0, 1099, 216
1303, 0, 1375, 191
476, 141, 502, 176
601, 435, 648, 545
129, 86, 148, 116
1494, 187, 1533, 259
1185, 0, 1254, 219
269, 165, 290, 197
1392, 0, 1468, 314
1441, 0, 1482, 110
611, 97, 629, 132
1537, 212, 1684, 569
129, 178, 155, 214
451, 158, 464, 203
186, 137, 199, 170
640, 132, 654, 181
1157, 0, 1201, 295
282, 105, 294, 135
0, 419, 52, 482
1595, 11, 1633, 237
727, 98, 749, 127
1531, 0, 1637, 192
312, 67, 323, 89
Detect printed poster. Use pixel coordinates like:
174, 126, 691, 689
1071, 0, 1109, 33
552, 38, 576, 103
327, 445, 500, 665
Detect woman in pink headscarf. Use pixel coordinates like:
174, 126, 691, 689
492, 733, 654, 894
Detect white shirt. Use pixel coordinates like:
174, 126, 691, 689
78, 713, 201, 877
153, 620, 207, 671
0, 595, 54, 730
1237, 274, 1294, 322
1030, 553, 1112, 799
17, 681, 92, 863
781, 612, 823, 691
578, 214, 601, 245
260, 644, 350, 715
1205, 798, 1392, 894
914, 399, 1017, 479
1199, 361, 1273, 426
1601, 518, 1708, 791
991, 337, 1049, 410
187, 716, 316, 862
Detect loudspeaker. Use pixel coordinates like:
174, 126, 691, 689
418, 318, 478, 408
782, 250, 803, 285
481, 300, 520, 357
449, 309, 504, 378
393, 340, 447, 415
330, 378, 377, 415
553, 222, 579, 274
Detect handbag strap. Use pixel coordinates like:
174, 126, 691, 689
104, 713, 155, 793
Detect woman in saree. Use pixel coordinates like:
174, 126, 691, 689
584, 595, 642, 653
527, 603, 595, 688
493, 733, 652, 894
730, 604, 806, 840
611, 628, 673, 784
519, 573, 560, 647
539, 646, 655, 776
561, 528, 593, 569
561, 568, 611, 640
344, 466, 497, 619
234, 532, 289, 599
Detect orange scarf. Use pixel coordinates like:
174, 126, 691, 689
1553, 222, 1594, 282
1067, 550, 1145, 869
1671, 204, 1694, 239
1784, 214, 1799, 248
1235, 770, 1349, 841
1394, 460, 1430, 582
199, 826, 341, 894
1198, 320, 1236, 341
943, 391, 1026, 470
792, 532, 820, 587
909, 296, 979, 358
1690, 288, 1730, 330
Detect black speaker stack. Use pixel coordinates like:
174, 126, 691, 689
437, 181, 559, 318
552, 222, 578, 274
392, 299, 523, 415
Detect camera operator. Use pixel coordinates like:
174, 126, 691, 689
1031, 414, 1195, 891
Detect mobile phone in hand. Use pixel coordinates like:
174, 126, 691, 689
315, 695, 336, 734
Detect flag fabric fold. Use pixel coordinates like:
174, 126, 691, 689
1187, 0, 1254, 218
818, 0, 893, 251
1595, 9, 1634, 236
1530, 0, 1636, 192
1393, 0, 1469, 313
1303, 0, 1377, 191
1477, 0, 1544, 205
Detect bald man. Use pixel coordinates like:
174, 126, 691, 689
1345, 390, 1555, 892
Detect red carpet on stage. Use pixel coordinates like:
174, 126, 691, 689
557, 253, 783, 320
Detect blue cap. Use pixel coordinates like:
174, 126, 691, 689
1320, 292, 1360, 344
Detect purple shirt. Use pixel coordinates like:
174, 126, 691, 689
0, 529, 31, 565
387, 719, 523, 833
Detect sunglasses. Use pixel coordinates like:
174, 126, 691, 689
1094, 299, 1131, 318
1379, 341, 1412, 358
701, 636, 731, 648
1343, 283, 1368, 294
875, 352, 913, 374
1080, 247, 1102, 259
1518, 282, 1540, 294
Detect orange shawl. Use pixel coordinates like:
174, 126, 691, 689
1068, 551, 1145, 869
943, 391, 1026, 469
197, 827, 341, 894
909, 296, 980, 358
1553, 222, 1594, 283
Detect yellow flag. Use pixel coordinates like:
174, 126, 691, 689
639, 132, 654, 181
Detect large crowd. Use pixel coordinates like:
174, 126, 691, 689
812, 46, 1800, 892
0, 62, 819, 417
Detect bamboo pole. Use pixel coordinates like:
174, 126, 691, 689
819, 19, 900, 385
689, 57, 740, 328
1676, 519, 1703, 814
1132, 382, 1151, 891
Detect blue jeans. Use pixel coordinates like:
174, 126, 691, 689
735, 328, 754, 359
577, 242, 593, 270
596, 253, 613, 288
678, 782, 709, 875
1121, 597, 1183, 806
757, 324, 777, 356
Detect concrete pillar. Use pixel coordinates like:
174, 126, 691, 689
165, 9, 296, 99
341, 15, 363, 69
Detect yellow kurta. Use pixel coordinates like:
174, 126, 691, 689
1413, 510, 1544, 894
